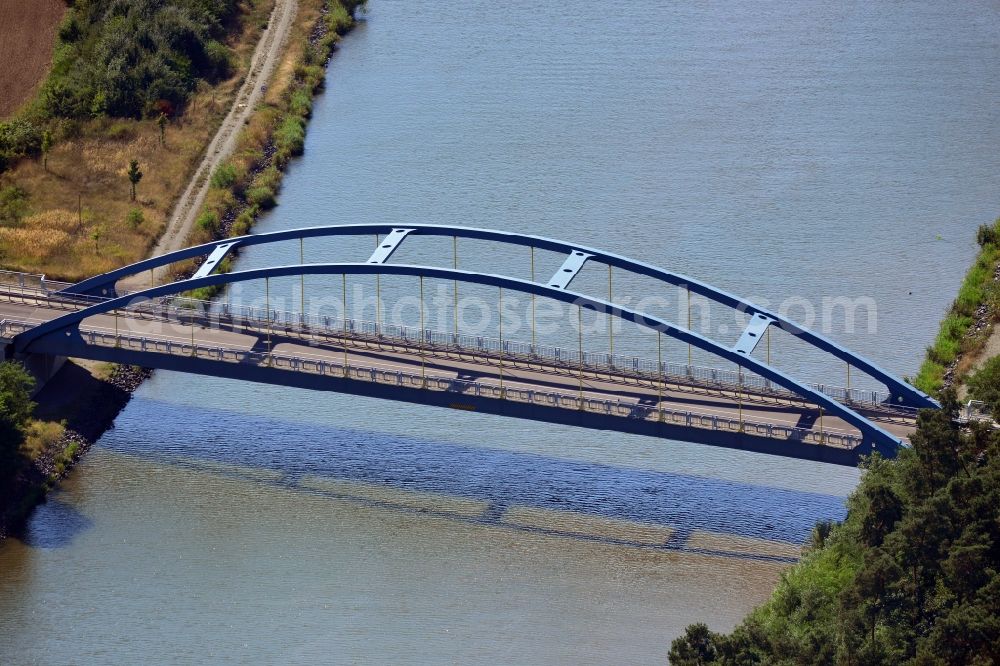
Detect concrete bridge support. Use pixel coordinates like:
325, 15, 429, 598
0, 341, 66, 396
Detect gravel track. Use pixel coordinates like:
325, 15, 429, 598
142, 0, 300, 284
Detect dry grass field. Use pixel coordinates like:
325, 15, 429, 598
1, 110, 230, 279
0, 0, 275, 282
0, 0, 66, 118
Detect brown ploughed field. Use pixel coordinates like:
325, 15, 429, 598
0, 0, 66, 118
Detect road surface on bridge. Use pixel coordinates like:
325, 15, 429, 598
0, 292, 918, 449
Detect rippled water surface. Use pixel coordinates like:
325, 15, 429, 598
3, 1, 1000, 663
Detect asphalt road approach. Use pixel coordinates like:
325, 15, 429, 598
0, 295, 919, 447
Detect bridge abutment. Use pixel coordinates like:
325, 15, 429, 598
2, 346, 67, 396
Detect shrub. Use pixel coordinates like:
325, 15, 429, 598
0, 361, 35, 429
0, 119, 43, 163
210, 162, 238, 190
231, 215, 252, 236
196, 210, 219, 233
289, 89, 312, 118
0, 185, 29, 227
246, 185, 276, 209
977, 222, 999, 247
126, 208, 145, 228
255, 166, 281, 192
326, 4, 355, 34
274, 115, 306, 157
0, 361, 35, 490
24, 420, 66, 458
103, 121, 136, 142
230, 205, 259, 236
57, 14, 81, 43
202, 39, 233, 80
294, 65, 326, 92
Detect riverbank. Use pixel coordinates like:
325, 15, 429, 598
914, 218, 1000, 395
176, 0, 364, 292
0, 1, 275, 281
0, 0, 364, 540
0, 362, 150, 539
0, 0, 276, 540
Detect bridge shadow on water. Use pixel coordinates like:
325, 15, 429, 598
16, 498, 93, 549
94, 396, 849, 563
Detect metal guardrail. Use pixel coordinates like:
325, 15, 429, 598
0, 269, 48, 292
0, 277, 909, 413
0, 317, 865, 449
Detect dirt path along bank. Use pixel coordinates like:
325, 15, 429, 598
144, 0, 300, 285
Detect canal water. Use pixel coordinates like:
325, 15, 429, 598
3, 1, 999, 663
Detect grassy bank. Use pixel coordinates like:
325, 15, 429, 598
179, 0, 364, 297
913, 218, 1000, 394
0, 0, 275, 281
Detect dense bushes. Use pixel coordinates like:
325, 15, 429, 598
195, 211, 219, 235
0, 119, 44, 172
1, 0, 243, 171
0, 362, 36, 495
39, 0, 240, 120
210, 163, 239, 190
669, 378, 1000, 665
0, 186, 29, 227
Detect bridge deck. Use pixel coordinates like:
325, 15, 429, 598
0, 291, 918, 457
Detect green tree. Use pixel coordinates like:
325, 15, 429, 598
0, 361, 34, 434
40, 129, 53, 171
127, 159, 143, 201
0, 361, 36, 489
126, 208, 144, 229
39, 0, 243, 120
0, 185, 28, 227
670, 388, 1000, 665
976, 222, 998, 247
669, 624, 722, 665
157, 113, 167, 147
90, 225, 102, 253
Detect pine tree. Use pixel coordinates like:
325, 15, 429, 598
127, 159, 143, 201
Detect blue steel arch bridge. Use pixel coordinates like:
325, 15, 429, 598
0, 224, 937, 466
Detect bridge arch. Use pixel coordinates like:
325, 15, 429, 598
21, 261, 904, 454
59, 223, 937, 410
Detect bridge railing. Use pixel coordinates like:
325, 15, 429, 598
131, 298, 901, 409
0, 276, 910, 413
194, 300, 901, 410
0, 317, 867, 450
0, 270, 48, 293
